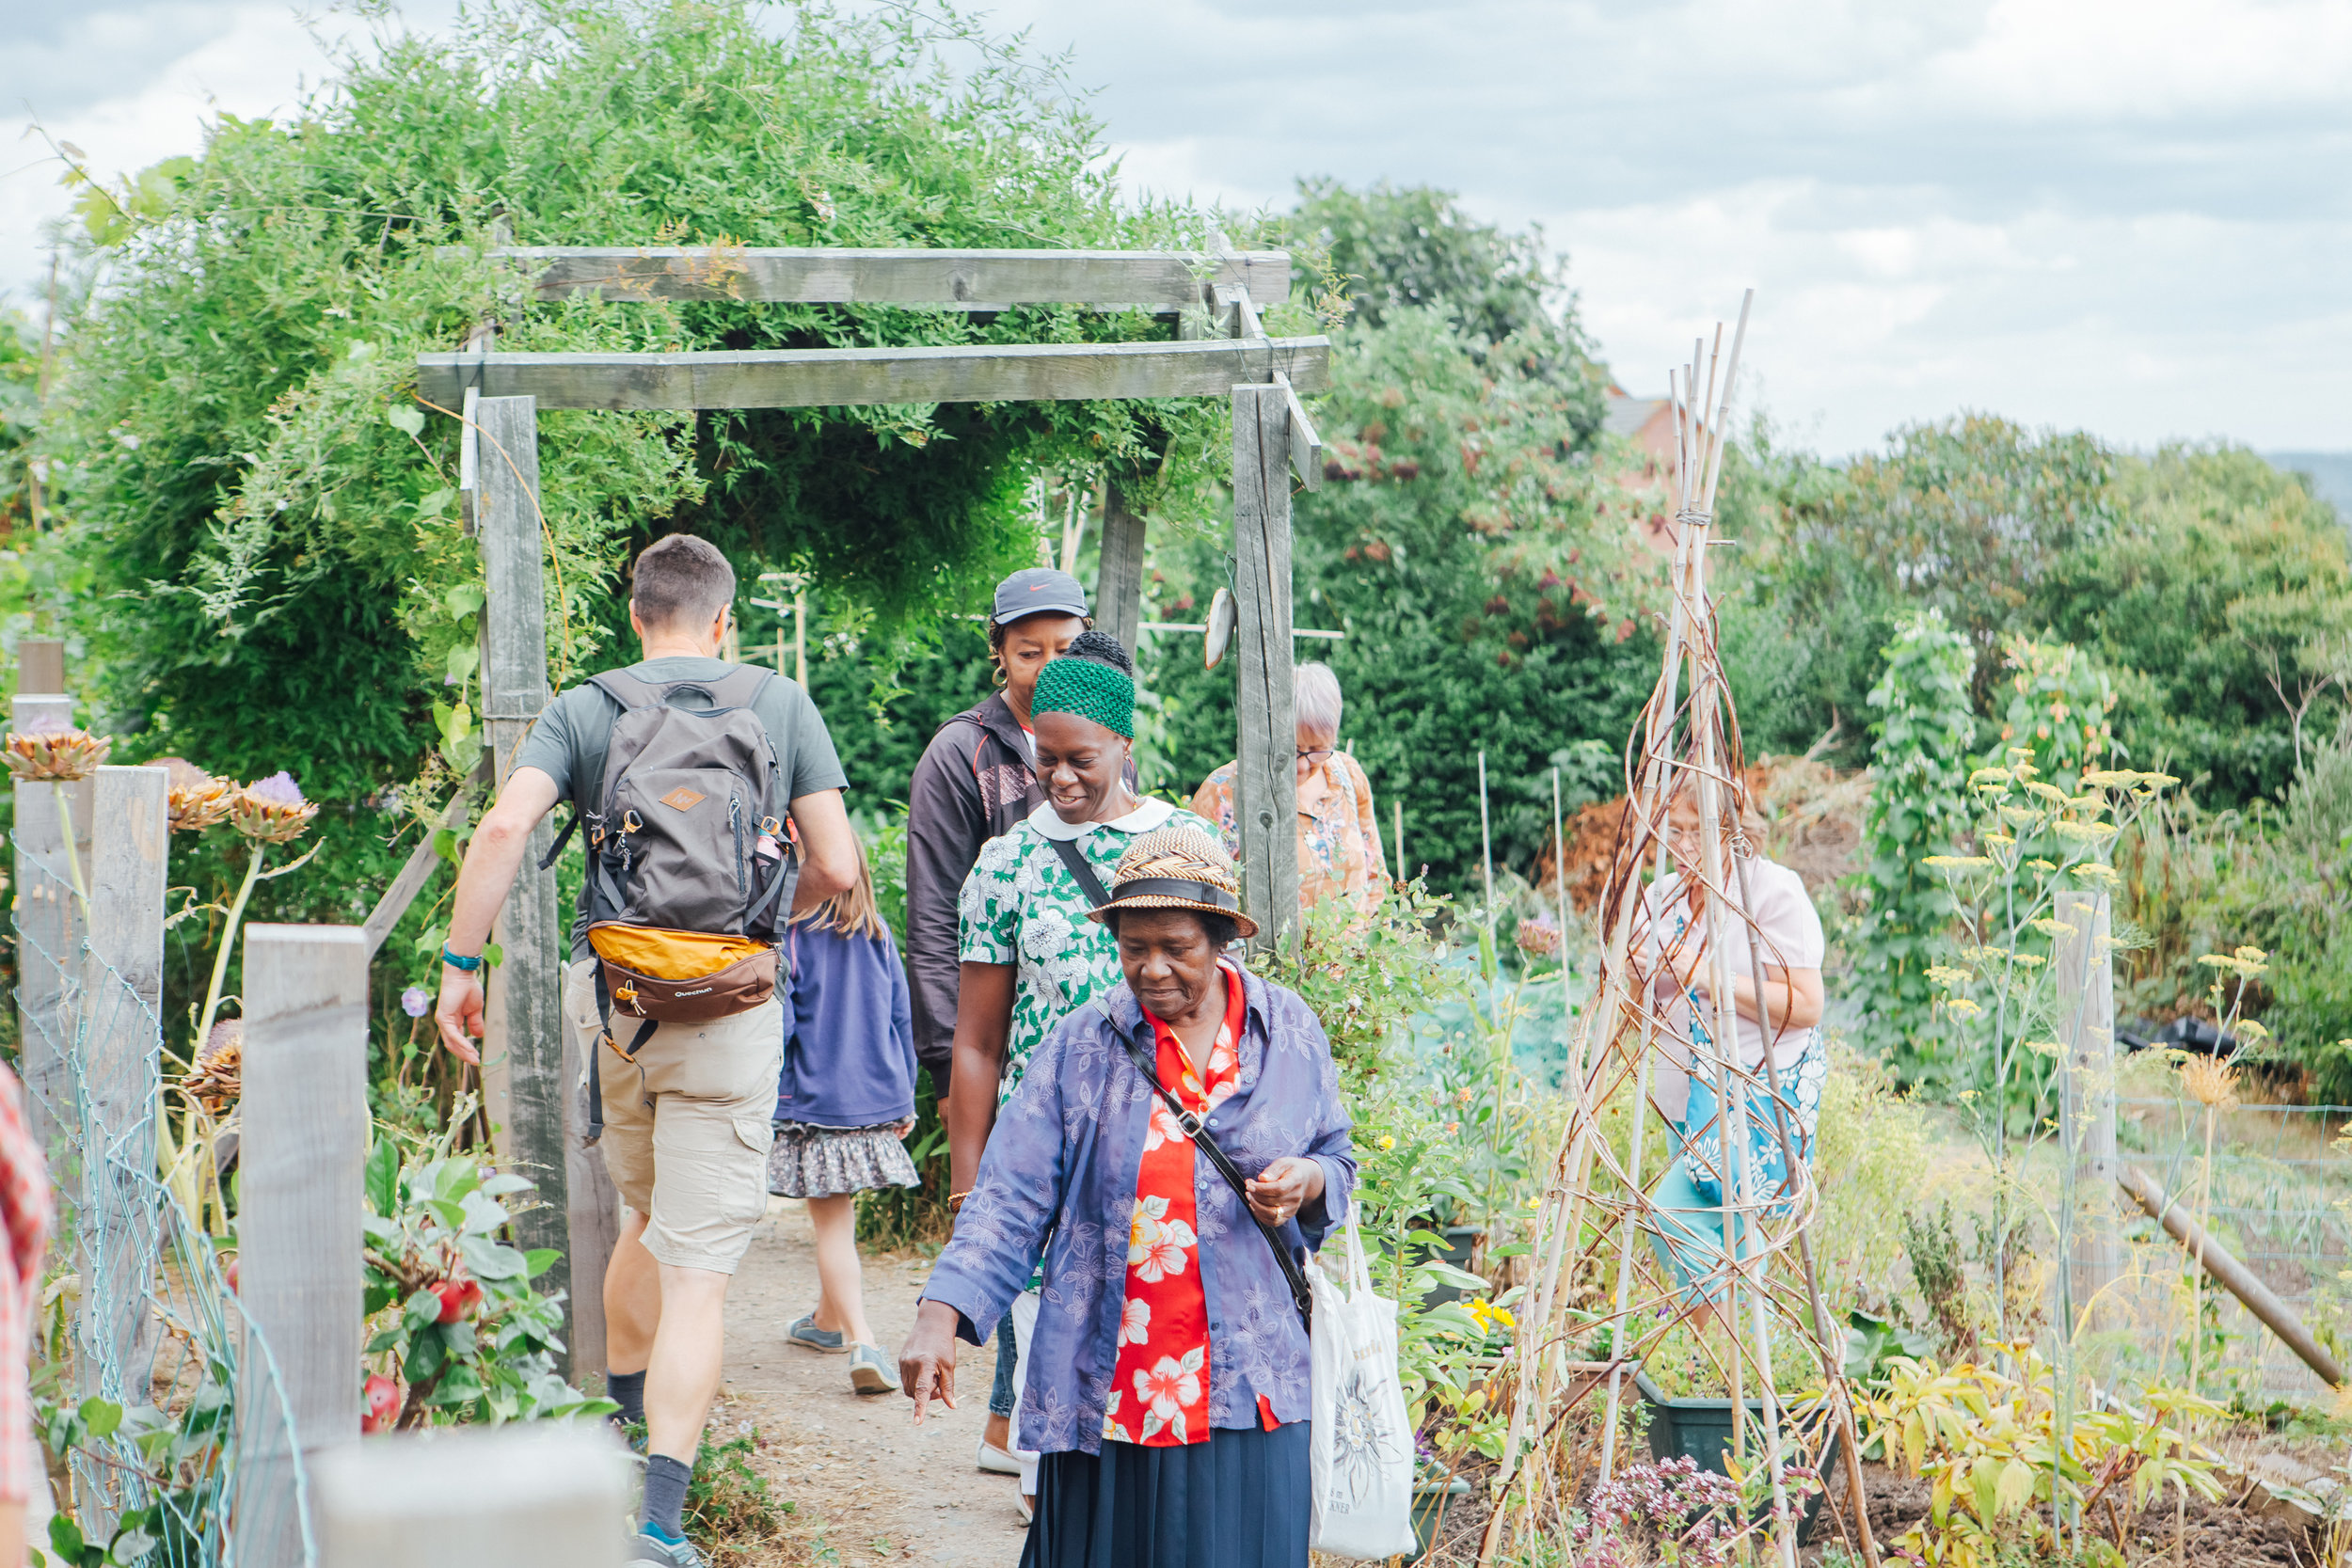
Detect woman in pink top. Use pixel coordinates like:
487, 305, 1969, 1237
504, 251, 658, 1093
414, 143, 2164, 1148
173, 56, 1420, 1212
1189, 663, 1388, 918
1632, 784, 1828, 1318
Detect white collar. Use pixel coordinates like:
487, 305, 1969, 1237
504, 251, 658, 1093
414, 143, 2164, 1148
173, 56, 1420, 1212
1026, 794, 1174, 843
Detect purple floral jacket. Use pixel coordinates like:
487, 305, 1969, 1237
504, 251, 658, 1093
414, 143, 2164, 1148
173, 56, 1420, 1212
920, 967, 1356, 1454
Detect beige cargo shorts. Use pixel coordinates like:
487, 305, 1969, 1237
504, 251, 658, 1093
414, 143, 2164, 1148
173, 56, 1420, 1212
564, 956, 781, 1275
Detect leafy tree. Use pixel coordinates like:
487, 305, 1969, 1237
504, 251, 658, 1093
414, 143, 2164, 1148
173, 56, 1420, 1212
2032, 442, 2351, 805
1734, 415, 2116, 763
46, 0, 1246, 807
1146, 307, 1658, 894
1286, 180, 1603, 440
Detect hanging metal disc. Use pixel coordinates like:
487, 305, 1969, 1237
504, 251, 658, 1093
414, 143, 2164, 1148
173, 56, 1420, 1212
1203, 586, 1237, 671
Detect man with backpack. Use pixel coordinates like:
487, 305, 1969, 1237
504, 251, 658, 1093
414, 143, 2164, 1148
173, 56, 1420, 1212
435, 533, 855, 1568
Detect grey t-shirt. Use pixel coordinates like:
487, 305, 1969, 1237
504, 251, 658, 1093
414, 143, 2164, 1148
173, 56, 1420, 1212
514, 657, 850, 929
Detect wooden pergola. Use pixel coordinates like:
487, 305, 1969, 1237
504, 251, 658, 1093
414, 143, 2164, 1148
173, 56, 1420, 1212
415, 245, 1330, 1379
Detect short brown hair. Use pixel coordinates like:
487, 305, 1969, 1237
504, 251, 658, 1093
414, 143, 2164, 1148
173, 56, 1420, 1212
631, 534, 736, 632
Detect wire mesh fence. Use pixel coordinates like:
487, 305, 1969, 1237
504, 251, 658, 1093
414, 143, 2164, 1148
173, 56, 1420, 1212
2113, 1093, 2351, 1405
20, 804, 310, 1568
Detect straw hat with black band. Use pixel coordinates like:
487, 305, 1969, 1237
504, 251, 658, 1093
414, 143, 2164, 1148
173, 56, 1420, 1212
1085, 824, 1260, 941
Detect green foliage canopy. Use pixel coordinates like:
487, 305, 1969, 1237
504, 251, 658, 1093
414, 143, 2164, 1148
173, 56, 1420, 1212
49, 0, 1238, 805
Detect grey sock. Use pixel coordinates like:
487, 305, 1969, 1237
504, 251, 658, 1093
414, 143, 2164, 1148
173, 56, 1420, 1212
607, 1370, 646, 1426
643, 1452, 692, 1541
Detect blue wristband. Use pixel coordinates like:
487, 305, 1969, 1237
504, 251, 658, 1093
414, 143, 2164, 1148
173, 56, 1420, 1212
440, 947, 485, 973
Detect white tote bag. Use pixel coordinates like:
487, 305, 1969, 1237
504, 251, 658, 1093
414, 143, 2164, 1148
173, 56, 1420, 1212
1309, 1206, 1419, 1560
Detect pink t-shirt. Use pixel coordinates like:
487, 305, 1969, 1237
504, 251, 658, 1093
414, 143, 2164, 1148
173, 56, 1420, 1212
1634, 859, 1824, 1123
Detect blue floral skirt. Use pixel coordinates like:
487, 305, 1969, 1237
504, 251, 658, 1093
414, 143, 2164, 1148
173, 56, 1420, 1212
1646, 1026, 1828, 1304
1021, 1423, 1310, 1568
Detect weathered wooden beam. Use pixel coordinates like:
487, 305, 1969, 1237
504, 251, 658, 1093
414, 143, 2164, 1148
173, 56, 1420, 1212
1275, 372, 1325, 491
361, 758, 490, 961
473, 395, 582, 1372
497, 245, 1287, 308
1232, 382, 1299, 949
12, 690, 88, 1162
238, 924, 369, 1568
418, 336, 1330, 411
77, 767, 168, 1419
1095, 483, 1148, 657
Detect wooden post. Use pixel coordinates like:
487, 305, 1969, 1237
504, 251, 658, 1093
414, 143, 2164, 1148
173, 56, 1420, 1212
1095, 482, 1147, 656
473, 393, 581, 1367
237, 925, 369, 1568
1231, 382, 1298, 947
12, 685, 88, 1161
76, 767, 168, 1412
2055, 891, 2119, 1325
16, 638, 64, 697
310, 1425, 627, 1568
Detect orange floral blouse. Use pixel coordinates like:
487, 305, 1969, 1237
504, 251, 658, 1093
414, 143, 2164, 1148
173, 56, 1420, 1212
1102, 961, 1247, 1447
1190, 752, 1389, 918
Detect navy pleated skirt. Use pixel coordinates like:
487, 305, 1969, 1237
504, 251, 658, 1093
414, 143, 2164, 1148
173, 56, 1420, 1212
1020, 1423, 1311, 1568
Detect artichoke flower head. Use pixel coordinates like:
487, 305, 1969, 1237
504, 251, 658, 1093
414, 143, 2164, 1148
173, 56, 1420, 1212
231, 771, 318, 845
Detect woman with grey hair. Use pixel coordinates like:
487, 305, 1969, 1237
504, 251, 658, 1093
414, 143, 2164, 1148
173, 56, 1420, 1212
1190, 661, 1390, 916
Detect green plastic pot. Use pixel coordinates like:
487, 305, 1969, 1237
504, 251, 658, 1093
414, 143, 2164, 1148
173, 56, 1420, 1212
1632, 1370, 1838, 1540
1404, 1476, 1470, 1564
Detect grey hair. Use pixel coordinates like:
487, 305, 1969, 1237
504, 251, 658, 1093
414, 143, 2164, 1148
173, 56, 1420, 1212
1294, 661, 1343, 741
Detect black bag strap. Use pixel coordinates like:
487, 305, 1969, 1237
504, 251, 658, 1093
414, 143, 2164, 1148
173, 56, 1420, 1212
1044, 832, 1114, 911
584, 963, 659, 1147
1112, 1008, 1313, 1333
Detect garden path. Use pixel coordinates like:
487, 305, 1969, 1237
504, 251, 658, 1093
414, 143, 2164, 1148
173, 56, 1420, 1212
718, 1196, 1028, 1567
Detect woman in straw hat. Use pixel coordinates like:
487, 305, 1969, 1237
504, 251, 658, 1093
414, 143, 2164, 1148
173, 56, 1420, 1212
946, 640, 1221, 1515
906, 823, 1355, 1568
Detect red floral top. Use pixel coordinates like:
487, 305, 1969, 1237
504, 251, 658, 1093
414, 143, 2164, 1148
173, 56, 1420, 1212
1102, 962, 1246, 1447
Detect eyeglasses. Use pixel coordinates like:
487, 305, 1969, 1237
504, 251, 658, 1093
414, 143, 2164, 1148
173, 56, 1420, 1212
1295, 748, 1333, 765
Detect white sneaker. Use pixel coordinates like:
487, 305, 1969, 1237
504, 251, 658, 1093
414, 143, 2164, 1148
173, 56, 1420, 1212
1017, 1491, 1035, 1526
977, 1436, 1022, 1476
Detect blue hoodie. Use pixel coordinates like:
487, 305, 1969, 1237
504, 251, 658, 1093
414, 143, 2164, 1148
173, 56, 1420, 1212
774, 921, 919, 1129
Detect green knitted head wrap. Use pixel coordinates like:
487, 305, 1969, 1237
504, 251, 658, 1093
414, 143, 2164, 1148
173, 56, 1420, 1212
1031, 656, 1136, 738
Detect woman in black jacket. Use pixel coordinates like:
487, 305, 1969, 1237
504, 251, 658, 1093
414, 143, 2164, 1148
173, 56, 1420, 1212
905, 568, 1091, 1487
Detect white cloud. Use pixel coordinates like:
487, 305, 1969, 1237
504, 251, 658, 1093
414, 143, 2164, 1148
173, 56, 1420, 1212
1, 0, 2344, 456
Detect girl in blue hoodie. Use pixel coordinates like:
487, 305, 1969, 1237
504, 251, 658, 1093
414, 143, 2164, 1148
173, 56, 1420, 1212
771, 836, 919, 1395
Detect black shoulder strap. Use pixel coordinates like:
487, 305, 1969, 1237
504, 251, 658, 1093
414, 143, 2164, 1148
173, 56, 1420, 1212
1111, 1005, 1312, 1331
1044, 832, 1115, 912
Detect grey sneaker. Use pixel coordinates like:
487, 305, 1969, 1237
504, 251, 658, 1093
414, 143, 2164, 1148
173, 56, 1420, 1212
786, 1312, 847, 1354
849, 1342, 898, 1396
629, 1530, 707, 1567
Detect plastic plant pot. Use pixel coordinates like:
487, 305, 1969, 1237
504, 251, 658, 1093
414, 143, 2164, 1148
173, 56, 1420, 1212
1417, 1224, 1486, 1307
1632, 1369, 1840, 1541
1404, 1475, 1470, 1564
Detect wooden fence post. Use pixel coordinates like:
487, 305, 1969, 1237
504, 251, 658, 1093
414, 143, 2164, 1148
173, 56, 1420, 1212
237, 925, 369, 1568
76, 766, 168, 1411
1232, 382, 1298, 948
1095, 483, 1147, 656
310, 1425, 627, 1568
2055, 890, 2119, 1327
11, 668, 88, 1161
473, 393, 586, 1372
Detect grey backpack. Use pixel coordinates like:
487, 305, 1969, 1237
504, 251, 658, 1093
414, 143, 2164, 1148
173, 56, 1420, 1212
564, 665, 799, 1024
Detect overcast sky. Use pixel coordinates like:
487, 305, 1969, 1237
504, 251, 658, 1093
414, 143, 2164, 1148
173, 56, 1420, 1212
4, 0, 2346, 456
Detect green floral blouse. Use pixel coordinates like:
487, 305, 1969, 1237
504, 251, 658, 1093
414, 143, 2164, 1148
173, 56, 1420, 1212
957, 797, 1218, 1102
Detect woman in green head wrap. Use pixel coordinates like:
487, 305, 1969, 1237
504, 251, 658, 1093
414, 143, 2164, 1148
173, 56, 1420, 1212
944, 630, 1222, 1520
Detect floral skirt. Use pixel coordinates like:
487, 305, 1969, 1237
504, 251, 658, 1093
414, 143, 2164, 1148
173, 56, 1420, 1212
765, 1119, 918, 1199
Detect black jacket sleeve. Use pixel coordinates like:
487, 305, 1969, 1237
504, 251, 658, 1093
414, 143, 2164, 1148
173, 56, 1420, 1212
904, 721, 987, 1074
